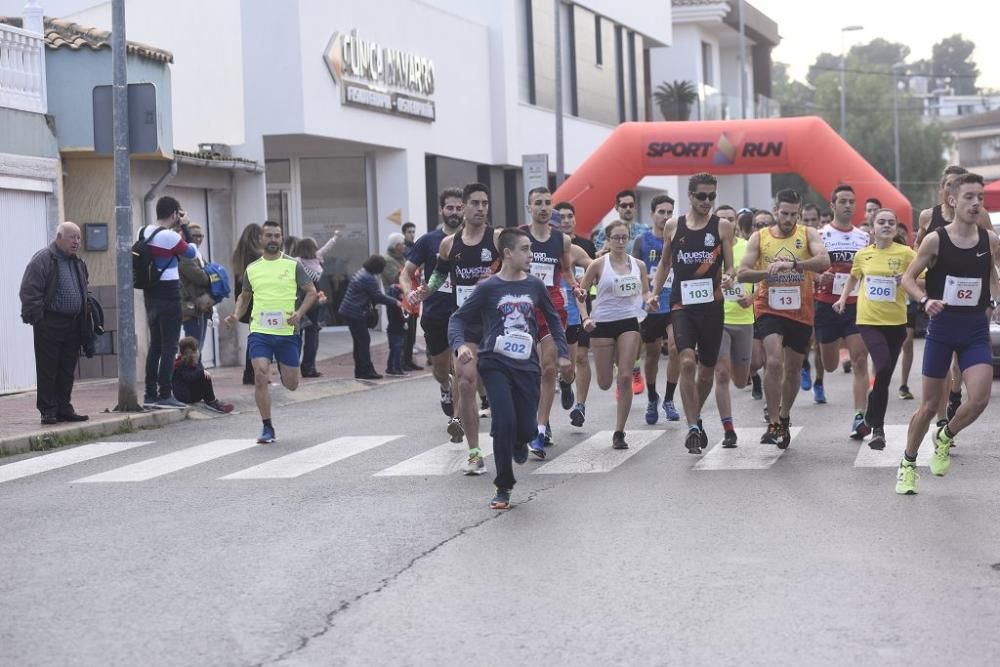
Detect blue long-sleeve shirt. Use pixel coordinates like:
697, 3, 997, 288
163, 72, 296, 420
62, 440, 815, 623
338, 269, 397, 319
448, 274, 569, 373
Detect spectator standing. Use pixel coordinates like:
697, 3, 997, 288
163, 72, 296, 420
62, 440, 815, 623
385, 283, 407, 376
382, 233, 407, 289
232, 223, 263, 385
19, 221, 92, 424
295, 231, 339, 377
402, 222, 417, 249
179, 222, 213, 347
138, 196, 197, 408
337, 255, 401, 379
401, 228, 423, 371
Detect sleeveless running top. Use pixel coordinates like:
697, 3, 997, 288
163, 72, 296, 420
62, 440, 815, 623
522, 225, 566, 311
723, 236, 754, 325
753, 225, 815, 324
591, 254, 643, 322
636, 230, 670, 314
669, 214, 723, 309
926, 227, 992, 313
448, 227, 499, 308
927, 204, 949, 235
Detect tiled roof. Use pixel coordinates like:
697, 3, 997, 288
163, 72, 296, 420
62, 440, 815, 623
0, 16, 173, 64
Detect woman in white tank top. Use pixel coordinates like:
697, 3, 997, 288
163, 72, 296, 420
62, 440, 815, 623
579, 220, 650, 450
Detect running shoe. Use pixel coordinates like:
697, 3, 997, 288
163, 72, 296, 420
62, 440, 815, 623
544, 423, 553, 446
868, 428, 886, 451
204, 399, 234, 414
761, 422, 780, 445
513, 440, 528, 465
645, 395, 660, 425
257, 424, 276, 444
813, 383, 827, 404
156, 396, 188, 409
479, 396, 491, 419
462, 449, 486, 476
898, 385, 914, 400
559, 380, 575, 410
895, 460, 919, 495
842, 359, 852, 374
800, 368, 812, 391
569, 403, 586, 427
632, 368, 644, 395
612, 431, 629, 450
929, 427, 952, 476
777, 422, 792, 450
935, 418, 948, 429
684, 428, 702, 454
489, 487, 511, 510
440, 379, 454, 417
528, 433, 546, 459
142, 394, 158, 408
750, 374, 763, 400
850, 413, 868, 440
663, 399, 680, 421
763, 406, 769, 423
697, 421, 708, 450
722, 429, 738, 448
447, 417, 464, 444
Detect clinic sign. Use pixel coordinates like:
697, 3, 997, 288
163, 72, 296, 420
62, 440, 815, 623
323, 30, 436, 122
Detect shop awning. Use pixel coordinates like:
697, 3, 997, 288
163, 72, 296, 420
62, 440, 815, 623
986, 179, 1000, 212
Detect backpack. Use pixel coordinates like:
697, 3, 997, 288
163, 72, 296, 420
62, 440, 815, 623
204, 262, 231, 304
131, 227, 168, 289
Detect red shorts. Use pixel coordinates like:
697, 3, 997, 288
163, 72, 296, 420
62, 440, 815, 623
536, 286, 568, 340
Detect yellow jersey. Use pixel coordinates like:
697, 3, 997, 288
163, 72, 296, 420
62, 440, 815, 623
723, 236, 754, 325
752, 225, 814, 324
850, 242, 917, 326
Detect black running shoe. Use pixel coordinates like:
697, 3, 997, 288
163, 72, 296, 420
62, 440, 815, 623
569, 403, 585, 427
612, 431, 629, 450
559, 380, 575, 410
684, 429, 702, 454
722, 430, 738, 448
751, 374, 763, 400
761, 422, 780, 445
777, 422, 792, 450
868, 428, 886, 451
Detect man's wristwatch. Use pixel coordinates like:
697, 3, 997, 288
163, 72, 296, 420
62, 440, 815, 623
919, 295, 930, 312
990, 298, 998, 310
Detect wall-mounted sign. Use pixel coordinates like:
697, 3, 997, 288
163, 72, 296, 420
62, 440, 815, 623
324, 30, 436, 122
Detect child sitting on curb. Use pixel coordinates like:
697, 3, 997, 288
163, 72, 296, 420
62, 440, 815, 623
172, 337, 234, 414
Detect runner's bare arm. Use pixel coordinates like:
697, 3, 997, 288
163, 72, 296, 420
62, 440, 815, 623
289, 281, 318, 326
799, 227, 832, 273
901, 232, 939, 306
423, 236, 454, 294
400, 260, 420, 293
719, 218, 736, 288
736, 231, 767, 284
226, 287, 252, 326
578, 253, 602, 295
913, 208, 933, 247
638, 262, 650, 308
563, 233, 585, 299
651, 218, 676, 295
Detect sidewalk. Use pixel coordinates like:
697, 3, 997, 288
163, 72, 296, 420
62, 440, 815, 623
0, 329, 428, 457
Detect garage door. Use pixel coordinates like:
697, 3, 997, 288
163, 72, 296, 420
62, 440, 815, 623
1, 188, 49, 393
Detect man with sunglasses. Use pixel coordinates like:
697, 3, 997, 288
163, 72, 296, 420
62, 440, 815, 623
649, 173, 736, 454
593, 190, 651, 256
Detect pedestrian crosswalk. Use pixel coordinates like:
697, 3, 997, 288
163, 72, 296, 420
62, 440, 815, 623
0, 424, 960, 488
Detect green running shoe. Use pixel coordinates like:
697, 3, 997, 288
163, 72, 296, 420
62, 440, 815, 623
929, 427, 953, 477
895, 460, 919, 495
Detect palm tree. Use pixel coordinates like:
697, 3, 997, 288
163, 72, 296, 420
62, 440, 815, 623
653, 80, 698, 121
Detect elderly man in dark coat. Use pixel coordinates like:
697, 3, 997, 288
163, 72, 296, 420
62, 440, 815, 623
19, 222, 91, 425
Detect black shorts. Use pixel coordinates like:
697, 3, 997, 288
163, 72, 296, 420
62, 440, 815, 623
640, 312, 672, 343
671, 304, 725, 367
755, 314, 813, 355
814, 301, 859, 344
421, 315, 451, 357
577, 327, 591, 348
591, 317, 640, 341
906, 302, 919, 329
565, 324, 581, 346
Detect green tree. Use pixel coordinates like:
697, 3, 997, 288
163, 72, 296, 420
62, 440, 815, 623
931, 34, 979, 94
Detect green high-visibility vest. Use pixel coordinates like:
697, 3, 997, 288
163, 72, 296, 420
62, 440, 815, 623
247, 254, 299, 336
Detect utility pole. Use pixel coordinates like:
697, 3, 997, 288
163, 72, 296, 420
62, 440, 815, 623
737, 0, 749, 207
839, 25, 863, 137
112, 0, 139, 411
892, 63, 904, 190
553, 0, 565, 187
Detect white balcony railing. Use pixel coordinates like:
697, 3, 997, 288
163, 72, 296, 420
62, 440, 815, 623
0, 22, 47, 114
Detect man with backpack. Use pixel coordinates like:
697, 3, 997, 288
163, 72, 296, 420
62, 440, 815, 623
136, 196, 198, 408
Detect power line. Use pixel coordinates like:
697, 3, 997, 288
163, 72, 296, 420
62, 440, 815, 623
809, 64, 978, 79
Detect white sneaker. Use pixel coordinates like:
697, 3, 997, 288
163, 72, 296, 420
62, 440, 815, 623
462, 452, 486, 475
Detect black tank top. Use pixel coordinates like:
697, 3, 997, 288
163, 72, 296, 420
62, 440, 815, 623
669, 214, 723, 308
448, 227, 498, 287
521, 225, 564, 290
926, 227, 991, 313
928, 204, 949, 234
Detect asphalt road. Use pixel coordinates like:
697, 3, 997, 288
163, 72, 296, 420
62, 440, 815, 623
2, 343, 999, 667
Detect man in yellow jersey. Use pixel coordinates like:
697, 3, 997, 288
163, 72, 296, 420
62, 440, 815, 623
738, 189, 830, 449
714, 211, 755, 447
226, 221, 317, 443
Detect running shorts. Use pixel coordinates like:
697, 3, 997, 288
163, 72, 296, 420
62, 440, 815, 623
814, 301, 859, 344
922, 310, 992, 379
565, 324, 581, 346
421, 315, 451, 357
248, 332, 301, 367
536, 306, 569, 341
718, 323, 753, 365
591, 317, 640, 341
640, 312, 672, 344
671, 304, 725, 368
755, 314, 813, 355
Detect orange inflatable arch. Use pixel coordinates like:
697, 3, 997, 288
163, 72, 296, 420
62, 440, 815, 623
553, 116, 912, 237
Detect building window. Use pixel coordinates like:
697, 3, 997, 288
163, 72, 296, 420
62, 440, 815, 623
524, 0, 536, 104
615, 26, 625, 122
594, 15, 602, 66
701, 41, 714, 87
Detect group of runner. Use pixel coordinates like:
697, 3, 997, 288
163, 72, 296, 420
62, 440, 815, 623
228, 165, 997, 509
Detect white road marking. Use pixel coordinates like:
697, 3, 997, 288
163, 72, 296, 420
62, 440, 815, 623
532, 430, 661, 474
853, 425, 934, 468
73, 440, 260, 483
223, 436, 403, 479
693, 427, 802, 470
0, 442, 154, 485
374, 438, 493, 477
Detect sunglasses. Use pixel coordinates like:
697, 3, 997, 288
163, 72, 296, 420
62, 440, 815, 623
691, 192, 718, 202
608, 235, 630, 242
617, 202, 635, 209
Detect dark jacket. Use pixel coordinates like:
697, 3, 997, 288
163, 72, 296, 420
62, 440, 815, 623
337, 269, 398, 320
179, 254, 213, 321
20, 243, 90, 324
385, 284, 406, 335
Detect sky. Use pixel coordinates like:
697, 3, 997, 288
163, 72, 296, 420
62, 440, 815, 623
750, 0, 1000, 92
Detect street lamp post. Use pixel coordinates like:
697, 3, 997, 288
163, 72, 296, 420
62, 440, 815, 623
839, 25, 863, 137
892, 62, 906, 191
